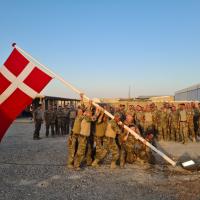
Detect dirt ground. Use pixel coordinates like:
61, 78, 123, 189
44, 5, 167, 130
0, 122, 200, 200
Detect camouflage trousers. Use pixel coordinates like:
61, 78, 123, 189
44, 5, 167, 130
135, 122, 144, 137
33, 119, 42, 138
157, 124, 168, 141
45, 122, 55, 136
97, 137, 119, 162
170, 123, 180, 141
67, 133, 79, 165
134, 141, 154, 164
188, 123, 195, 138
73, 135, 92, 168
57, 119, 66, 135
180, 122, 188, 143
120, 142, 137, 167
94, 136, 104, 160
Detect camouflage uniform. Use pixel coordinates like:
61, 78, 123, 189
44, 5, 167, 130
193, 108, 199, 138
44, 109, 56, 137
143, 112, 154, 137
152, 108, 159, 138
133, 139, 154, 164
126, 108, 135, 119
56, 108, 66, 135
33, 107, 43, 139
187, 109, 195, 141
63, 108, 70, 135
178, 109, 188, 143
157, 110, 169, 141
169, 111, 179, 141
119, 122, 137, 168
67, 115, 83, 167
93, 119, 121, 169
74, 115, 93, 169
94, 113, 107, 161
69, 107, 77, 133
135, 111, 145, 136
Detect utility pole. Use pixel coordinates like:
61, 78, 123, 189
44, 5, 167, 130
128, 85, 131, 99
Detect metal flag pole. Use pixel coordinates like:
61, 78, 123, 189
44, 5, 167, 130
13, 43, 177, 167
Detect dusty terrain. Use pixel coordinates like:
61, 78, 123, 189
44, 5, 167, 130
0, 122, 200, 200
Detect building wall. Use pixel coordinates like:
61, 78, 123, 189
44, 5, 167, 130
175, 84, 200, 101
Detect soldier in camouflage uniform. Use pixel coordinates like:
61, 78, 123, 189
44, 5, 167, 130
119, 114, 138, 168
53, 106, 58, 135
135, 105, 145, 137
178, 103, 188, 144
151, 105, 158, 138
73, 109, 96, 170
92, 113, 122, 169
186, 104, 196, 142
91, 109, 108, 168
143, 105, 154, 138
157, 107, 169, 141
119, 104, 126, 122
44, 105, 56, 137
133, 133, 155, 164
69, 105, 77, 133
168, 106, 179, 141
191, 102, 199, 140
33, 104, 43, 140
67, 108, 83, 169
56, 106, 66, 135
126, 104, 135, 118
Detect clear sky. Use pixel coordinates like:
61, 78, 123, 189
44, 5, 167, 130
0, 0, 200, 99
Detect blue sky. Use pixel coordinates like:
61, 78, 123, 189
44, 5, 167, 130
0, 0, 200, 98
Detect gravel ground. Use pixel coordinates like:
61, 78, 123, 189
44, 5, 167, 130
0, 122, 200, 200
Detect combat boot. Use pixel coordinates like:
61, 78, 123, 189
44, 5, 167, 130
91, 159, 99, 168
110, 161, 117, 169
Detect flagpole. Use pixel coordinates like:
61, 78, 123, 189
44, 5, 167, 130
12, 43, 176, 167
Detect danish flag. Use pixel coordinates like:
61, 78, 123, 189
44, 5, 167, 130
0, 48, 53, 141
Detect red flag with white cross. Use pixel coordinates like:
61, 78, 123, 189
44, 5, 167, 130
0, 47, 53, 141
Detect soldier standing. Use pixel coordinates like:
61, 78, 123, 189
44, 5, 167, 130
186, 104, 196, 142
73, 110, 96, 170
135, 105, 145, 137
69, 105, 77, 133
54, 106, 58, 135
159, 107, 169, 141
143, 105, 154, 138
56, 106, 66, 135
44, 105, 56, 137
91, 109, 108, 168
64, 105, 70, 135
169, 106, 179, 141
67, 108, 84, 168
92, 113, 122, 169
33, 104, 43, 140
178, 103, 188, 144
126, 104, 135, 118
191, 102, 199, 141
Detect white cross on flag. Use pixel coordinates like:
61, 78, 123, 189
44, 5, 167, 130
0, 48, 53, 141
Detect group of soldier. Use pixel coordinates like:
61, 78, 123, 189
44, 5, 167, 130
33, 104, 76, 140
33, 95, 200, 170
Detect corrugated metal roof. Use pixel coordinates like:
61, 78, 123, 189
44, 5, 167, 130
175, 83, 200, 94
